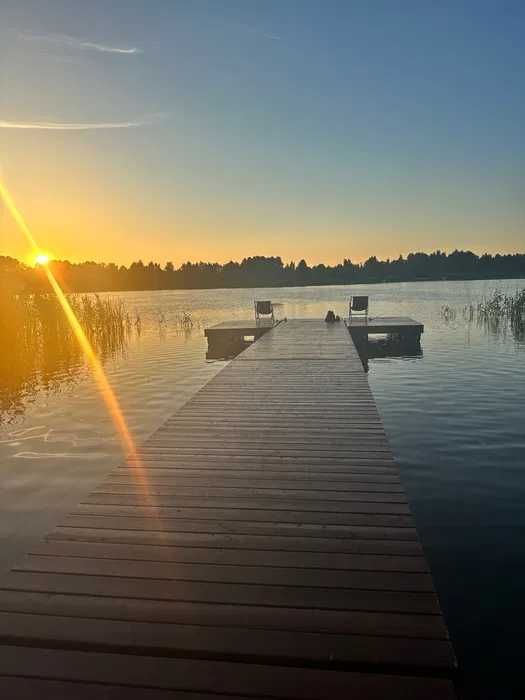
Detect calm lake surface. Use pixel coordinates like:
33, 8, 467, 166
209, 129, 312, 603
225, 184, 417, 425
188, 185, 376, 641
1, 279, 524, 698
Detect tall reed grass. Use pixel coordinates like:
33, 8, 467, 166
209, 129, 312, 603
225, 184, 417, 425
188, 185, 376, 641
442, 289, 525, 340
0, 292, 134, 421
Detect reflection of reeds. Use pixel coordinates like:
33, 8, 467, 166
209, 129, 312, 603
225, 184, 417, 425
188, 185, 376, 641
442, 289, 525, 341
161, 311, 203, 332
0, 293, 135, 422
441, 305, 456, 322
179, 312, 194, 330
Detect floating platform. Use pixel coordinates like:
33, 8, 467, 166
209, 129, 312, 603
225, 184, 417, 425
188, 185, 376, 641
346, 317, 424, 368
205, 318, 279, 359
206, 316, 424, 361
0, 319, 455, 698
347, 316, 424, 340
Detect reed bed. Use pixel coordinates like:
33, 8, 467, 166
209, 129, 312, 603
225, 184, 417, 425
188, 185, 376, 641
0, 292, 134, 421
442, 289, 525, 340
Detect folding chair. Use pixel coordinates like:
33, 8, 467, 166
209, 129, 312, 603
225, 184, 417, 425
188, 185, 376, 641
254, 300, 275, 324
349, 295, 369, 320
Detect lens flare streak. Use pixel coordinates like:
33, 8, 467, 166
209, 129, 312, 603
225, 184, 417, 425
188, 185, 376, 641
0, 178, 157, 513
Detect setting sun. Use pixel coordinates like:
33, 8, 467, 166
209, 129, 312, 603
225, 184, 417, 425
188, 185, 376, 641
34, 253, 50, 266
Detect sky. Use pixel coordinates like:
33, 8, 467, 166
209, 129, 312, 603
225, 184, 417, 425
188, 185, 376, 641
0, 0, 524, 267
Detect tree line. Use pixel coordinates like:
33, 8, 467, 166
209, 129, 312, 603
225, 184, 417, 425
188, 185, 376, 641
2, 250, 525, 293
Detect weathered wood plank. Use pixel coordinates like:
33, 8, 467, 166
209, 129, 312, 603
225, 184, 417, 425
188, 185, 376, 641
60, 513, 418, 535
14, 554, 435, 592
0, 589, 446, 638
102, 474, 404, 488
120, 457, 399, 470
95, 485, 408, 499
48, 527, 425, 555
0, 677, 238, 700
83, 492, 411, 510
0, 611, 454, 670
0, 646, 455, 699
1, 570, 441, 613
29, 539, 430, 571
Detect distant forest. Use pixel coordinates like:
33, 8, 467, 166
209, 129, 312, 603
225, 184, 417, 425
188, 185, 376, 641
3, 250, 525, 293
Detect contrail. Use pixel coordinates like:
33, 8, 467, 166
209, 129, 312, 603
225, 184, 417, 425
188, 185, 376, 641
213, 18, 280, 41
0, 114, 164, 130
19, 31, 142, 55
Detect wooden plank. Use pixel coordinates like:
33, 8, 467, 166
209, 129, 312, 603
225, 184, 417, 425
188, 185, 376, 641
118, 463, 400, 475
72, 505, 412, 527
95, 485, 407, 499
102, 473, 404, 487
75, 504, 411, 522
0, 611, 454, 671
1, 571, 441, 613
83, 492, 411, 510
60, 513, 418, 536
14, 554, 435, 592
0, 677, 244, 700
120, 456, 399, 470
29, 539, 430, 571
0, 647, 455, 699
205, 319, 276, 332
48, 527, 425, 555
0, 589, 446, 638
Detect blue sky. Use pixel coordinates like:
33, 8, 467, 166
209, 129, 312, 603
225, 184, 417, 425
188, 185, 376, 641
1, 1, 523, 265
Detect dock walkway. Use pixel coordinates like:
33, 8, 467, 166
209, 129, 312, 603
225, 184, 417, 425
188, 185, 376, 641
0, 320, 456, 698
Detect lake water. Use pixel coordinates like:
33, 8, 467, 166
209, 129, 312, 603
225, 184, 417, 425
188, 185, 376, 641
1, 279, 524, 698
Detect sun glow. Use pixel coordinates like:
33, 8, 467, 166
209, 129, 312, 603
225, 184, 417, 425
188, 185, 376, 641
0, 178, 156, 513
34, 253, 50, 266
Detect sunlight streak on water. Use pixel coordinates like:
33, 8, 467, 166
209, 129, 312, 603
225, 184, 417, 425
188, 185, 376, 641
0, 178, 158, 516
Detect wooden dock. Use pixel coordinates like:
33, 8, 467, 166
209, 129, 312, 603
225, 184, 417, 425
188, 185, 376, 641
0, 319, 455, 698
347, 316, 423, 347
346, 316, 424, 336
204, 318, 278, 359
206, 316, 424, 360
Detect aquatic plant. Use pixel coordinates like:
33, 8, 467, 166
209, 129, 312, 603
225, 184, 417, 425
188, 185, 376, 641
442, 289, 525, 341
174, 312, 204, 331
441, 305, 457, 322
0, 292, 135, 422
476, 289, 525, 340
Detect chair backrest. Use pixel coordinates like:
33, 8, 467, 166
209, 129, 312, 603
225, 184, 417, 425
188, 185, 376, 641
255, 300, 273, 315
351, 296, 368, 312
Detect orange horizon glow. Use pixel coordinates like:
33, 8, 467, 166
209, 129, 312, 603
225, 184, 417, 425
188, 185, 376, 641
0, 178, 157, 514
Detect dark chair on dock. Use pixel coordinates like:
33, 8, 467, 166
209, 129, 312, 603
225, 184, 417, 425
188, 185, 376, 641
349, 295, 369, 321
254, 300, 275, 325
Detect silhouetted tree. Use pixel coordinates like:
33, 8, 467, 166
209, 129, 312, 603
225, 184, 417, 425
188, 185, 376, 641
1, 250, 524, 293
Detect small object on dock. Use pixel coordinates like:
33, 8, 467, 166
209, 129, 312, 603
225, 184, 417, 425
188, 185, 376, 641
254, 299, 275, 324
349, 295, 369, 320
